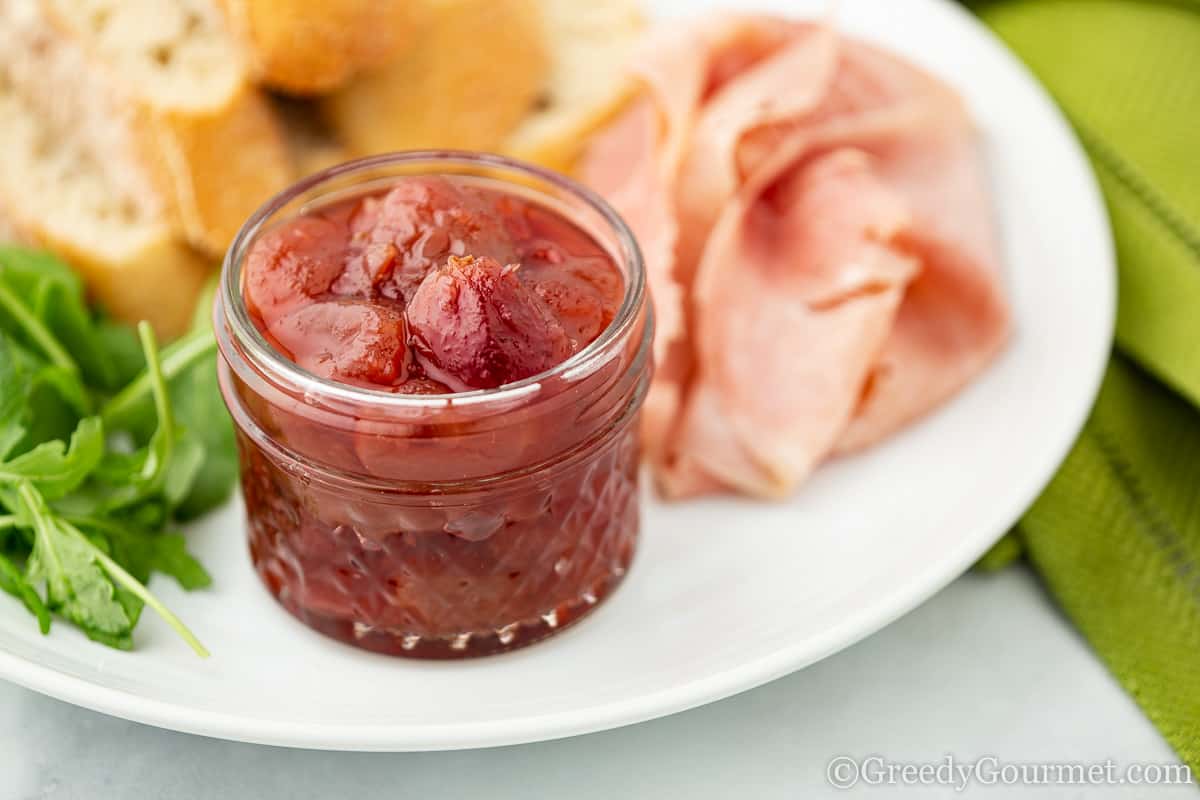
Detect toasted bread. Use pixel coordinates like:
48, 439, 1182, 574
0, 3, 210, 335
0, 211, 22, 244
323, 0, 548, 156
218, 0, 421, 94
39, 0, 293, 255
0, 77, 209, 336
505, 0, 644, 173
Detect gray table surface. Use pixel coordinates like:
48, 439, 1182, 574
1, 566, 1191, 800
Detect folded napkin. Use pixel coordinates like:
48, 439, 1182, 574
969, 0, 1200, 770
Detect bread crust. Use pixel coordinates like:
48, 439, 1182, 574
0, 193, 211, 338
40, 0, 294, 255
0, 0, 217, 335
38, 223, 212, 338
323, 0, 548, 156
504, 0, 644, 173
219, 0, 422, 94
144, 84, 293, 251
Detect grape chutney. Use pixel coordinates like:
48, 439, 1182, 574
215, 153, 651, 658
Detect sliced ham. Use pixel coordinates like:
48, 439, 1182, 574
580, 15, 826, 462
580, 95, 685, 460
664, 150, 918, 497
579, 15, 1011, 499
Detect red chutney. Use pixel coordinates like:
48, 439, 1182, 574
217, 159, 651, 658
245, 177, 624, 393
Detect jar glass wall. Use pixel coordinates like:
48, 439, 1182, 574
216, 152, 651, 658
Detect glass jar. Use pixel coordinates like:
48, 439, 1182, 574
215, 152, 652, 658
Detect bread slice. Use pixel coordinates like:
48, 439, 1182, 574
0, 9, 210, 336
0, 213, 22, 245
504, 0, 644, 173
218, 0, 422, 94
0, 83, 210, 336
323, 0, 549, 156
36, 0, 293, 255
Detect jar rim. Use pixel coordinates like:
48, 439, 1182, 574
218, 150, 648, 409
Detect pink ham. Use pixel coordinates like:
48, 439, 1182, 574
664, 150, 918, 497
580, 96, 685, 461
580, 16, 822, 462
580, 15, 1011, 499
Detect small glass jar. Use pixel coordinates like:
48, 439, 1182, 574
215, 152, 652, 658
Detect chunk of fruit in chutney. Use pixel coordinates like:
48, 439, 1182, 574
242, 175, 624, 394
266, 299, 411, 387
408, 255, 573, 391
244, 216, 349, 319
338, 178, 523, 303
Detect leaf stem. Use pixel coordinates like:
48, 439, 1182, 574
99, 328, 215, 426
137, 323, 173, 442
0, 282, 77, 373
0, 515, 17, 529
59, 519, 209, 658
18, 482, 66, 590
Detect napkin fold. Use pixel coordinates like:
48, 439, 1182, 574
969, 0, 1200, 770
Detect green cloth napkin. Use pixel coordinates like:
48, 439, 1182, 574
968, 0, 1200, 771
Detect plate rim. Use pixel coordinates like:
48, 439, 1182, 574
0, 0, 1115, 751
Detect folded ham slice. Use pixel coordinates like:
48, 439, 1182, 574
581, 16, 823, 463
666, 150, 919, 498
579, 15, 1011, 499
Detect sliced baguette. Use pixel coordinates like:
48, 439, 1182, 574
0, 10, 210, 336
504, 0, 644, 173
218, 0, 422, 94
0, 78, 209, 336
38, 0, 293, 255
0, 213, 22, 244
323, 0, 548, 156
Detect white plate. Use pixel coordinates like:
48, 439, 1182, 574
0, 0, 1113, 751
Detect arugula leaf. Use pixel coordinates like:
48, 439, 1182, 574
163, 433, 206, 509
87, 322, 211, 521
93, 319, 145, 390
96, 324, 180, 512
0, 425, 24, 464
100, 322, 235, 518
0, 337, 30, 460
171, 361, 237, 519
0, 334, 92, 466
17, 483, 208, 656
30, 363, 91, 418
100, 326, 217, 433
67, 515, 211, 590
59, 516, 208, 657
0, 247, 153, 393
146, 534, 212, 590
0, 250, 227, 655
20, 370, 89, 458
0, 247, 121, 390
0, 246, 82, 294
0, 551, 50, 634
0, 273, 77, 376
1, 337, 90, 454
99, 281, 236, 519
18, 482, 134, 648
0, 417, 103, 499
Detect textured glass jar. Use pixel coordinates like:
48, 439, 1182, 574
215, 152, 652, 658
